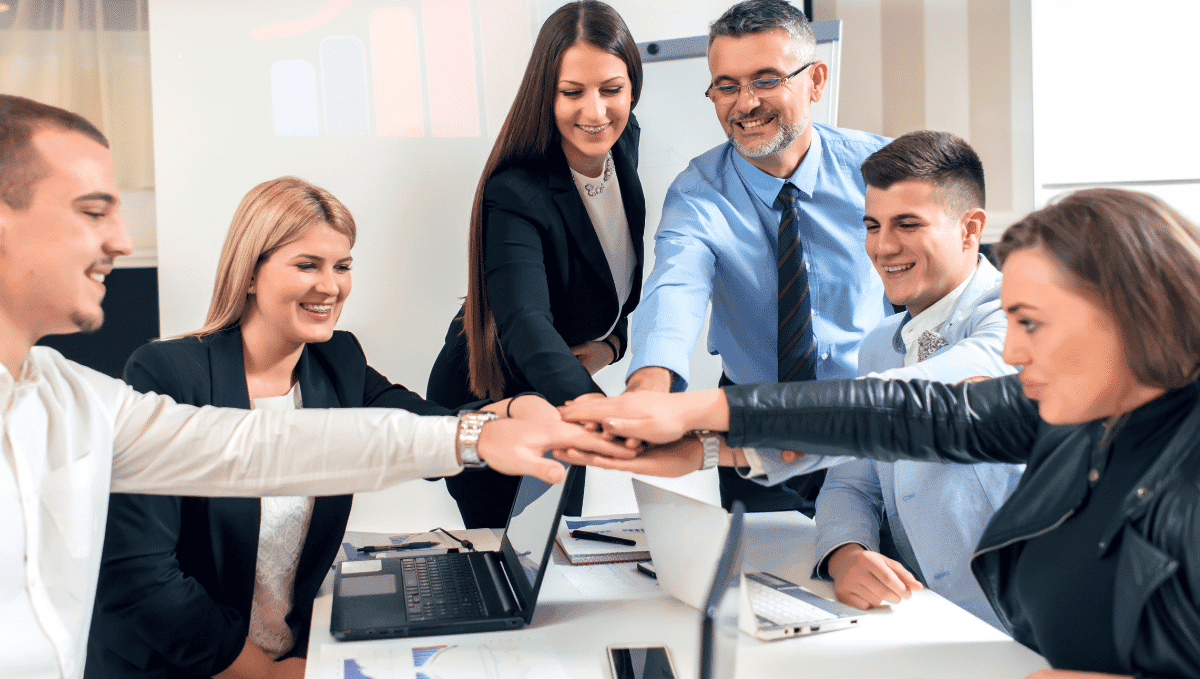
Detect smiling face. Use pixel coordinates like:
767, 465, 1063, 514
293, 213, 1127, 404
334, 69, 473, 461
1000, 246, 1163, 424
241, 222, 353, 352
864, 180, 982, 317
707, 29, 825, 177
554, 41, 632, 177
0, 128, 131, 346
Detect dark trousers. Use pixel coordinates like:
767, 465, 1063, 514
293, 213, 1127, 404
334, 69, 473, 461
426, 335, 586, 529
717, 372, 825, 517
444, 465, 586, 529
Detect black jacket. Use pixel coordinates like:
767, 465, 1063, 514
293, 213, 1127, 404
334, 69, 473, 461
428, 115, 645, 408
86, 328, 449, 678
724, 373, 1200, 678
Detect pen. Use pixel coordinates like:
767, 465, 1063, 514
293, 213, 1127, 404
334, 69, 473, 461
358, 541, 439, 553
570, 529, 637, 546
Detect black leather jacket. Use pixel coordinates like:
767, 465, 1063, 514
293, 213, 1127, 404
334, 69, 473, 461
724, 373, 1200, 679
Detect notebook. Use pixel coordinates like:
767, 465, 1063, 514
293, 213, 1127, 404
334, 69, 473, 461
632, 478, 860, 641
329, 465, 577, 640
555, 514, 650, 564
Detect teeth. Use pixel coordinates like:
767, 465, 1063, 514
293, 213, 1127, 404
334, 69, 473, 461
578, 123, 609, 134
89, 273, 105, 283
302, 304, 332, 313
741, 119, 766, 130
883, 264, 914, 273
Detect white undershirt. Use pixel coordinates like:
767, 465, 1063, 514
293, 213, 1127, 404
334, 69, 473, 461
247, 383, 314, 659
570, 151, 636, 340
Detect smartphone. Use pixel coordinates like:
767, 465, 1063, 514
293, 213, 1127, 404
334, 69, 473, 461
608, 644, 678, 679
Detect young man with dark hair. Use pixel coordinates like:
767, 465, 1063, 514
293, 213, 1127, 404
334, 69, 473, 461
813, 130, 1022, 629
0, 94, 618, 679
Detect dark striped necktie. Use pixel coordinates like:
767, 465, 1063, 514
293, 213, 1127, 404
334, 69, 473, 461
775, 182, 816, 382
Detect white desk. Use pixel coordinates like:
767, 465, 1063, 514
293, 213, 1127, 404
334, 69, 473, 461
306, 513, 1049, 678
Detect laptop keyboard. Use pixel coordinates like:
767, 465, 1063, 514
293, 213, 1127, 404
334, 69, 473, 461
746, 578, 832, 625
400, 555, 485, 622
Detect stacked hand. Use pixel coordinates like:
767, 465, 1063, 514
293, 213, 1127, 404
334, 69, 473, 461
551, 390, 730, 475
476, 394, 636, 484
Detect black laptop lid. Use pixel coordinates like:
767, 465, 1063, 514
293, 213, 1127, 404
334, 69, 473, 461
699, 501, 744, 679
497, 462, 578, 621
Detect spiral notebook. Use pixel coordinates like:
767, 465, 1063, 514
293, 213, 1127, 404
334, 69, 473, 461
554, 514, 650, 565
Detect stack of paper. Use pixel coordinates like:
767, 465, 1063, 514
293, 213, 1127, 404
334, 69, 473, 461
555, 514, 650, 565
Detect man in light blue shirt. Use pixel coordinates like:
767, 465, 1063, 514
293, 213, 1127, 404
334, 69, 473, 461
625, 0, 890, 512
812, 131, 1023, 630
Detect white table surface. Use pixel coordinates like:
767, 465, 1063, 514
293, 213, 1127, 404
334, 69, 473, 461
306, 513, 1049, 679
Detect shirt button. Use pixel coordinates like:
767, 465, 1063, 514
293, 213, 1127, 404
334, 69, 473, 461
1088, 469, 1100, 483
1136, 487, 1148, 499
821, 353, 829, 360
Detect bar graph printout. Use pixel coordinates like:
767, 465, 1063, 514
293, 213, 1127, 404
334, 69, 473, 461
318, 631, 569, 679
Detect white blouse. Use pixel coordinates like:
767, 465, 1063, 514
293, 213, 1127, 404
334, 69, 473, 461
247, 383, 315, 659
570, 151, 637, 340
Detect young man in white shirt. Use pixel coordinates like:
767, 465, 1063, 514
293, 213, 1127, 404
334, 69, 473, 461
0, 95, 622, 679
813, 131, 1023, 629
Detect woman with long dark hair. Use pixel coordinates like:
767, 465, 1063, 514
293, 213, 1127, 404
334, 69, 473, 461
427, 1, 645, 527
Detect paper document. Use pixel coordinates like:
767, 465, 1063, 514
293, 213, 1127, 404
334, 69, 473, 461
555, 514, 649, 564
314, 630, 568, 679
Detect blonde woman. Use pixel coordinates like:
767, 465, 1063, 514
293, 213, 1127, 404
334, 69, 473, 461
86, 177, 551, 679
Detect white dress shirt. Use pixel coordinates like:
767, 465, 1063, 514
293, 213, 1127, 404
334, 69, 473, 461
0, 347, 461, 679
897, 273, 973, 367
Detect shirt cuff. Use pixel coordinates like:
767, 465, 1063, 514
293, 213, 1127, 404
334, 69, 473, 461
813, 541, 871, 581
737, 446, 767, 479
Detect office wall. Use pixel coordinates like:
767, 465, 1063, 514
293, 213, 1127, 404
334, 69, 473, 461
814, 0, 1034, 239
150, 0, 734, 396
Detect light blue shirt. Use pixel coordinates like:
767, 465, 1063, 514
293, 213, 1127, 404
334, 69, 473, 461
813, 256, 1024, 631
628, 124, 892, 390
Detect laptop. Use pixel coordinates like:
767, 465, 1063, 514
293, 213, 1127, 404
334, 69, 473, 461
330, 465, 578, 640
632, 478, 860, 641
700, 500, 744, 679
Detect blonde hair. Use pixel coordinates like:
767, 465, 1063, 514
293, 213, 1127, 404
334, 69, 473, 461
186, 176, 356, 338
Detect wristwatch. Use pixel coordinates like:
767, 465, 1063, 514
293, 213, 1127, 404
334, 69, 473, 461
693, 429, 722, 470
456, 410, 498, 468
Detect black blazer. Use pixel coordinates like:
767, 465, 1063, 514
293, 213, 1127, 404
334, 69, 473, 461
86, 328, 449, 678
428, 116, 645, 408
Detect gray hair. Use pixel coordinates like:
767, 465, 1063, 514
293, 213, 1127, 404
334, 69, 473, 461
708, 0, 816, 63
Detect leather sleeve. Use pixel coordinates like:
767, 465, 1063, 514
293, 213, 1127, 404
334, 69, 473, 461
724, 373, 1039, 465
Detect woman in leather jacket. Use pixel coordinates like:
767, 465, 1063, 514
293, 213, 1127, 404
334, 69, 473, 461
560, 188, 1200, 679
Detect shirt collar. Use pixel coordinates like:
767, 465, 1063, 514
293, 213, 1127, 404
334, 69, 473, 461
731, 125, 824, 209
0, 353, 40, 413
896, 262, 979, 352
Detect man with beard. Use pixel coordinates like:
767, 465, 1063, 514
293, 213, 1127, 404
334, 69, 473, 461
624, 0, 890, 513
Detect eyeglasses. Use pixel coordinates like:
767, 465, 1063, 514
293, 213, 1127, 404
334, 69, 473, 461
704, 62, 816, 102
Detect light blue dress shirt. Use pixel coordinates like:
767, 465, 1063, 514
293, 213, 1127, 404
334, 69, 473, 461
813, 257, 1024, 631
628, 124, 892, 390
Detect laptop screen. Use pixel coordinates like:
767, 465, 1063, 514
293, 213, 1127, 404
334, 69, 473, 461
700, 501, 744, 679
501, 462, 574, 593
